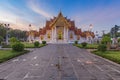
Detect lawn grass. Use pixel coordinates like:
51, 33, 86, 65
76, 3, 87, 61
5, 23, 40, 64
2, 42, 46, 48
92, 50, 120, 64
74, 44, 98, 49
0, 50, 29, 63
22, 42, 46, 48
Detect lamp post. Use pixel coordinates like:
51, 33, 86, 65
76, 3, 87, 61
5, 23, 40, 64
102, 30, 105, 37
5, 24, 10, 45
89, 24, 93, 43
95, 31, 99, 44
28, 24, 32, 43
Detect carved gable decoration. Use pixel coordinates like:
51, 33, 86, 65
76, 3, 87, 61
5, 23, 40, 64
50, 12, 71, 28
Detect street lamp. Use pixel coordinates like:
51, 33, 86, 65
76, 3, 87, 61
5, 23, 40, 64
28, 24, 32, 42
89, 24, 93, 43
102, 30, 105, 37
95, 31, 99, 44
4, 24, 10, 45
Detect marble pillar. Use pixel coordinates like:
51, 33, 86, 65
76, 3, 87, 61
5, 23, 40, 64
67, 28, 68, 42
55, 26, 57, 42
52, 28, 53, 42
64, 26, 66, 42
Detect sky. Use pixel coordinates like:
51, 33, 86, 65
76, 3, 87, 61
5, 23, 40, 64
0, 0, 120, 35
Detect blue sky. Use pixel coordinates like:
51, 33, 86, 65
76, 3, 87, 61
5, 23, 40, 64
0, 0, 120, 34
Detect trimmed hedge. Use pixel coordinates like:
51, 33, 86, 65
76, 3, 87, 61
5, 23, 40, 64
98, 44, 107, 52
12, 42, 24, 52
34, 41, 40, 47
74, 41, 78, 44
81, 42, 87, 48
42, 41, 46, 45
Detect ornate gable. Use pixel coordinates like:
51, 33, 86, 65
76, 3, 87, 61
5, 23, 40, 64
49, 12, 71, 28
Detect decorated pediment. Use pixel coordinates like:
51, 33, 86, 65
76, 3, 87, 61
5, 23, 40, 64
50, 12, 71, 28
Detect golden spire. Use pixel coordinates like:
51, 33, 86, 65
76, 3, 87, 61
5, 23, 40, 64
58, 10, 63, 17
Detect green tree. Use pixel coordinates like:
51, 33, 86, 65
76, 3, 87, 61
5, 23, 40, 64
98, 44, 107, 52
118, 38, 120, 46
10, 37, 18, 46
110, 25, 120, 38
0, 24, 7, 38
103, 33, 110, 37
116, 32, 120, 37
118, 38, 120, 43
8, 29, 28, 41
101, 36, 111, 44
0, 36, 3, 45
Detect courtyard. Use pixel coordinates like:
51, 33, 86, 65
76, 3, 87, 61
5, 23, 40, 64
0, 44, 120, 80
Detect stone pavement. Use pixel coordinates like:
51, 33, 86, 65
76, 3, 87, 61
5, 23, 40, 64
0, 44, 120, 80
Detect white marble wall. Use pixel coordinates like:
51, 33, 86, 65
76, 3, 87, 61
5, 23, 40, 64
38, 28, 94, 44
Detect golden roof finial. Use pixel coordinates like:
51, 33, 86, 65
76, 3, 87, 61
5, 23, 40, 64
58, 9, 63, 16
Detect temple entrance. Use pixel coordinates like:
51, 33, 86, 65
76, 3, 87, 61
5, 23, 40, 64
56, 26, 64, 43
57, 30, 63, 40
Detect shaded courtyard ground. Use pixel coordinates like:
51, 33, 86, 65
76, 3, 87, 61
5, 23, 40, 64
0, 44, 120, 80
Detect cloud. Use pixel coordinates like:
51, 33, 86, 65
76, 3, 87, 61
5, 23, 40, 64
72, 3, 120, 32
27, 0, 53, 18
0, 1, 37, 31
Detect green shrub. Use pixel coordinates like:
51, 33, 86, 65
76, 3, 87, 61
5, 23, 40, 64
42, 41, 46, 45
98, 44, 107, 52
101, 36, 111, 44
34, 41, 40, 47
10, 37, 18, 46
74, 41, 78, 44
1, 42, 6, 46
118, 38, 120, 43
1, 42, 8, 48
12, 42, 24, 52
81, 42, 87, 48
10, 37, 18, 43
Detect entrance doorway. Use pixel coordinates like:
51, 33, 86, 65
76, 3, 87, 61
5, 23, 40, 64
56, 26, 64, 43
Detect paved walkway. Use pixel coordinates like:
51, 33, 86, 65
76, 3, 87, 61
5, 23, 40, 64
0, 44, 120, 80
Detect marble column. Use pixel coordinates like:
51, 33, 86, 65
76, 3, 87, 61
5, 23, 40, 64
53, 27, 55, 42
64, 26, 66, 42
51, 28, 53, 43
55, 26, 57, 42
67, 28, 68, 42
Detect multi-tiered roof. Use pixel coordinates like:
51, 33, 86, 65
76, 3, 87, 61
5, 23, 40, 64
30, 12, 95, 38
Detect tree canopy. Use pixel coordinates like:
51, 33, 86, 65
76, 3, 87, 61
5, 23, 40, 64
0, 24, 7, 38
10, 37, 18, 43
0, 36, 3, 44
101, 36, 111, 44
0, 24, 28, 42
8, 29, 28, 41
103, 33, 110, 37
118, 38, 120, 43
110, 25, 120, 38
